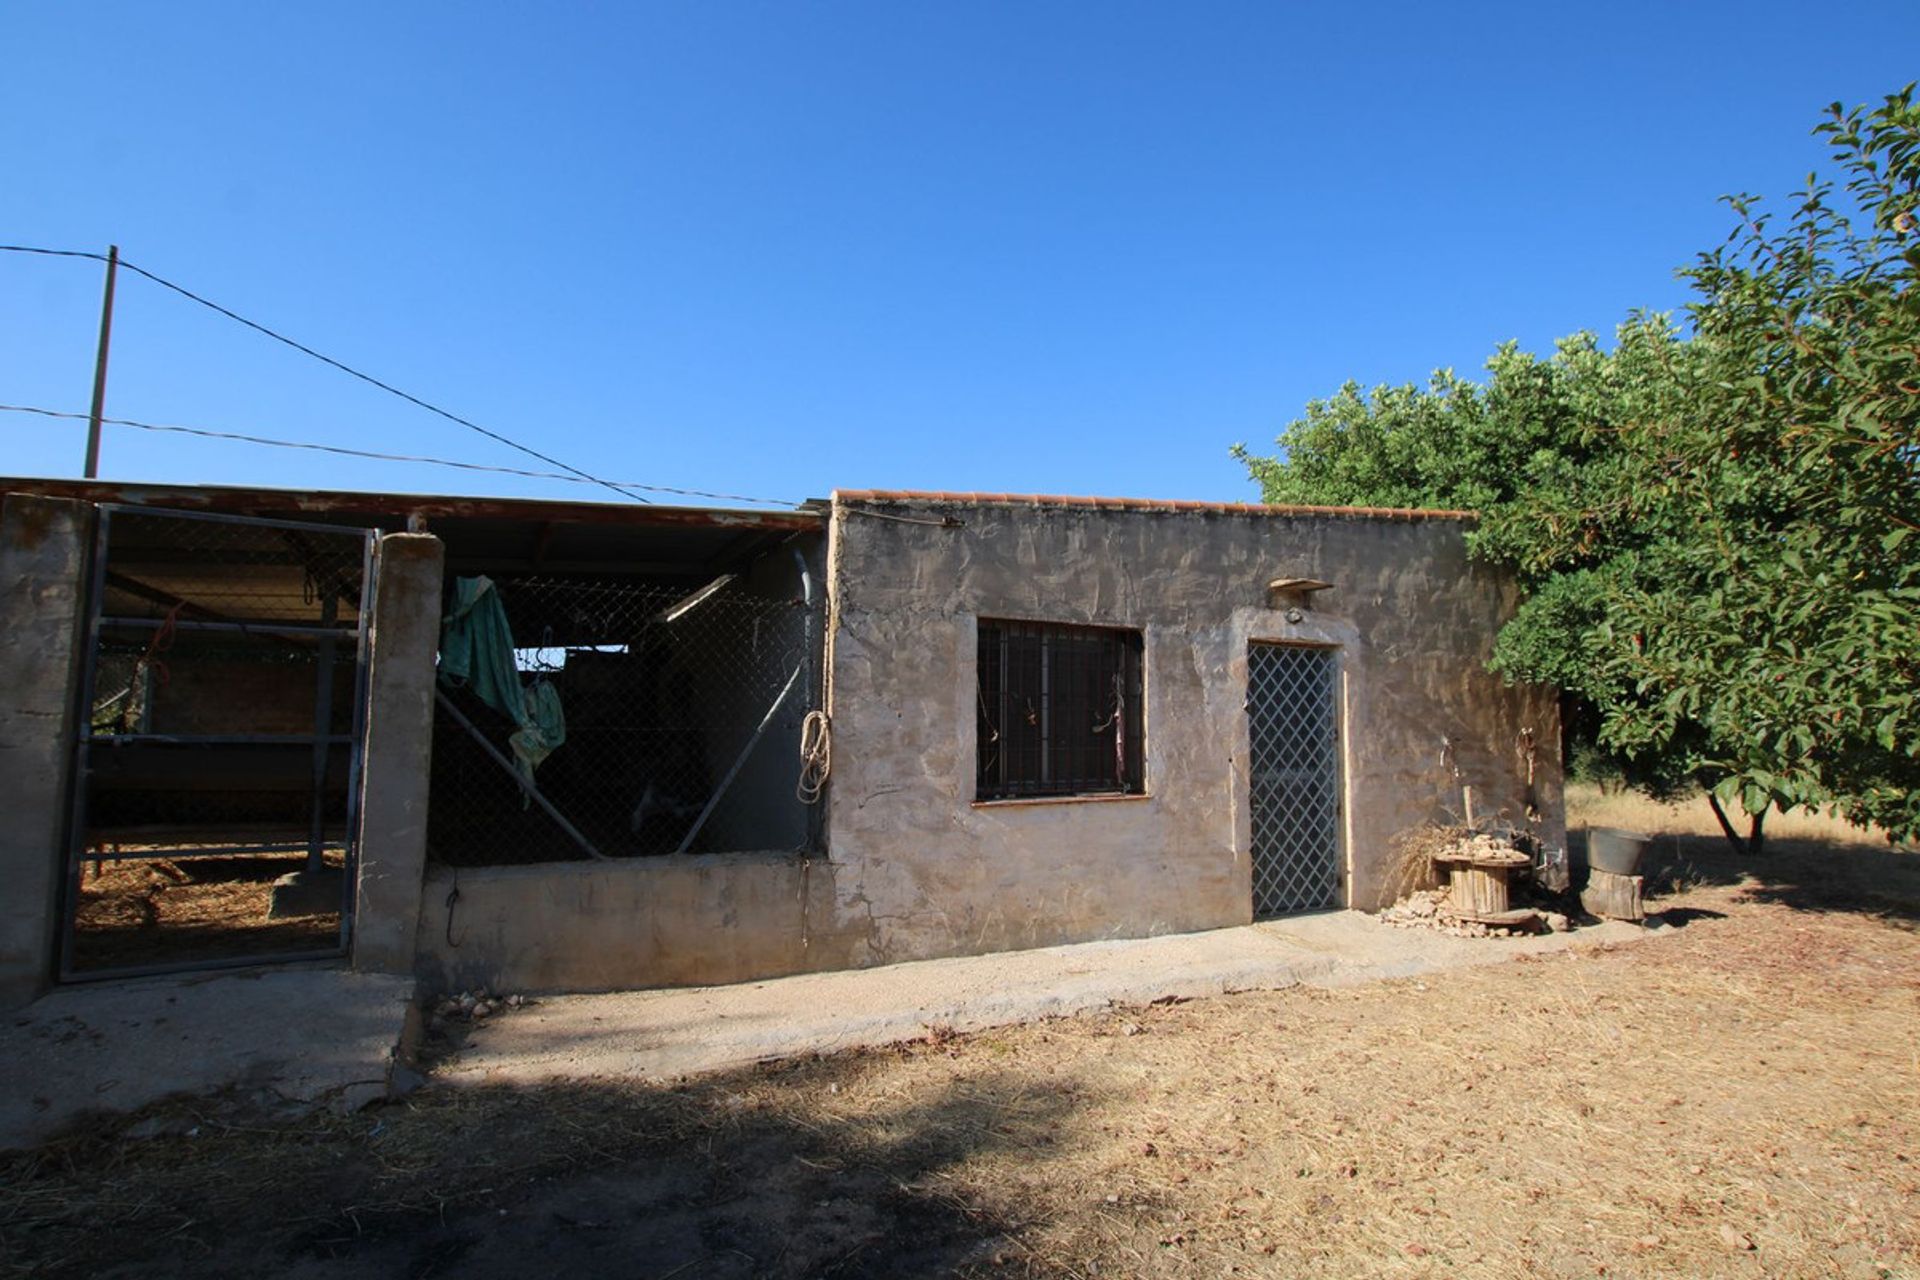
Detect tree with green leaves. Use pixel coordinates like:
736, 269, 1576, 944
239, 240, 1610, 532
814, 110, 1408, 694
1235, 87, 1920, 851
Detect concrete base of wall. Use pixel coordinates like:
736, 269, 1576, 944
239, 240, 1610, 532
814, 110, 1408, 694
415, 854, 858, 995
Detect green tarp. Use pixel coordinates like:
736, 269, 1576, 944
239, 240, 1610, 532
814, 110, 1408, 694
438, 575, 565, 784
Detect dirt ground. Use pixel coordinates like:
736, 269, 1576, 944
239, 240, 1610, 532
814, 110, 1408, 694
71, 852, 342, 972
6, 794, 1917, 1279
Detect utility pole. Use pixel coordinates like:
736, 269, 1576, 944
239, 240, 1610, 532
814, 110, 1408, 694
83, 244, 119, 479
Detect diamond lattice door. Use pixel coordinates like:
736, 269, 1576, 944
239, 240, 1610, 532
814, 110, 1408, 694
1247, 643, 1342, 918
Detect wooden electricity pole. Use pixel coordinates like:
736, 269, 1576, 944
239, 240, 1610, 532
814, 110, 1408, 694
83, 244, 119, 479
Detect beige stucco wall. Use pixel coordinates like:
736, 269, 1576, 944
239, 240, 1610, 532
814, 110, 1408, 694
414, 854, 852, 994
818, 494, 1564, 968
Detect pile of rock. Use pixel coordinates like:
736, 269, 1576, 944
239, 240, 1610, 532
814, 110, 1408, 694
1453, 832, 1522, 863
1377, 885, 1570, 937
1378, 888, 1448, 928
430, 988, 528, 1026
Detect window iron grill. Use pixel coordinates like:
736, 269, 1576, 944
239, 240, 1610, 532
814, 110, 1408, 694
976, 618, 1143, 800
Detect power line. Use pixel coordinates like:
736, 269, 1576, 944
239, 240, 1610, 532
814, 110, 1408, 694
0, 245, 109, 262
0, 404, 805, 508
0, 243, 652, 504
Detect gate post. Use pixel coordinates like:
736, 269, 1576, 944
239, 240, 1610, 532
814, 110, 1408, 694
0, 496, 93, 1009
351, 532, 444, 975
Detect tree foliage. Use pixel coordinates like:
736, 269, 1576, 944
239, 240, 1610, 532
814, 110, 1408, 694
1234, 88, 1920, 847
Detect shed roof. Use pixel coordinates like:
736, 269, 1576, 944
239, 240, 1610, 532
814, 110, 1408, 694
2, 477, 825, 585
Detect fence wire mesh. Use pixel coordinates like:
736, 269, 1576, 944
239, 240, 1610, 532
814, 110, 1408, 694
428, 573, 818, 865
82, 508, 371, 849
97, 508, 369, 630
1248, 643, 1343, 918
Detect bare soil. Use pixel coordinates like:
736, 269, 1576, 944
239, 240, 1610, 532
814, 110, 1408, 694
71, 852, 342, 972
6, 794, 1917, 1278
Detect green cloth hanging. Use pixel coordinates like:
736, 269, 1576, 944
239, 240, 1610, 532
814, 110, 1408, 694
511, 679, 566, 778
438, 575, 566, 785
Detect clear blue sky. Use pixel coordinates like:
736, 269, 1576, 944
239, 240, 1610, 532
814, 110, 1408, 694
4, 4, 1915, 508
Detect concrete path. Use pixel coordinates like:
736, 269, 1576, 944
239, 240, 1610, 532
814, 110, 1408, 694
0, 965, 418, 1151
437, 911, 1650, 1087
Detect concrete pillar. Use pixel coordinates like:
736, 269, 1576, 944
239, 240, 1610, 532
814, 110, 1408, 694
351, 533, 444, 975
0, 496, 92, 1010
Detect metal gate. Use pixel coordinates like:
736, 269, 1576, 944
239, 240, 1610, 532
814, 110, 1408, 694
1247, 643, 1343, 918
61, 505, 376, 979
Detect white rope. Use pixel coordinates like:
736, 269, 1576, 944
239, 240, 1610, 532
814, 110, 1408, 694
796, 710, 832, 804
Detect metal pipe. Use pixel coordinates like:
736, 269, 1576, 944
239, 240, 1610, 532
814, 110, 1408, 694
306, 595, 339, 872
59, 505, 114, 980
339, 528, 378, 946
95, 617, 358, 638
790, 547, 813, 608
674, 661, 803, 855
791, 544, 826, 850
83, 842, 344, 862
89, 732, 355, 745
433, 688, 610, 861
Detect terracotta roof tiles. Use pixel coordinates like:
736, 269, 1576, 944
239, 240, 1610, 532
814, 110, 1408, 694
832, 489, 1474, 521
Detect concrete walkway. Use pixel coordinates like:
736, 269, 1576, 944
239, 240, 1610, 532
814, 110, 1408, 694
437, 911, 1650, 1087
0, 965, 418, 1151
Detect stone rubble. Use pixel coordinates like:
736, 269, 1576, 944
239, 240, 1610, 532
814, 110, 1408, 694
1376, 893, 1574, 937
1377, 888, 1528, 938
430, 988, 530, 1028
1453, 832, 1526, 862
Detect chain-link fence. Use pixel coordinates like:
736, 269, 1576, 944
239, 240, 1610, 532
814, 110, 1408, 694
427, 573, 819, 865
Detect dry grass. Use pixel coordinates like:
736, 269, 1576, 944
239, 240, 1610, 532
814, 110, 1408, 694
1566, 782, 1903, 851
71, 852, 341, 971
6, 796, 1918, 1278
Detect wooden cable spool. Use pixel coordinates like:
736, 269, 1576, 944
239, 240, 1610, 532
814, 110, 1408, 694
1434, 844, 1535, 925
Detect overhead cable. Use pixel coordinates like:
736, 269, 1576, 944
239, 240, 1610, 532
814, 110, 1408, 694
0, 404, 805, 508
0, 243, 650, 504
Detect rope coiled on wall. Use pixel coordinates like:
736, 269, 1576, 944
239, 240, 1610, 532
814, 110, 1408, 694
796, 710, 831, 804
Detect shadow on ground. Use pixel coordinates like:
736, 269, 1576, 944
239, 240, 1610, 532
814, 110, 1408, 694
1571, 827, 1920, 927
2, 1049, 1071, 1279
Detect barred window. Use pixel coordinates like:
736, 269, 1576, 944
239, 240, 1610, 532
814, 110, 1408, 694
976, 619, 1144, 800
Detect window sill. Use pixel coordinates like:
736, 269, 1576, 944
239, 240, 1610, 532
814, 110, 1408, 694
971, 792, 1152, 809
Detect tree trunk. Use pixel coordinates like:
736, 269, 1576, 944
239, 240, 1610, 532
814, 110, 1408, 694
1707, 791, 1750, 857
1705, 791, 1769, 858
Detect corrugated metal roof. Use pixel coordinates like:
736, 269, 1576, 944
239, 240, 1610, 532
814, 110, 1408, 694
0, 477, 825, 530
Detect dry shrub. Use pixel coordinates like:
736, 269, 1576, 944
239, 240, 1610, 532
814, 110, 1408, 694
1382, 823, 1466, 901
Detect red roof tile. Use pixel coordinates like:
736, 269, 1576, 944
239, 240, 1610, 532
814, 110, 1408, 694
832, 489, 1475, 521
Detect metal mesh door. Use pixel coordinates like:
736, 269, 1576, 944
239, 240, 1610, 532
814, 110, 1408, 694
1247, 644, 1342, 918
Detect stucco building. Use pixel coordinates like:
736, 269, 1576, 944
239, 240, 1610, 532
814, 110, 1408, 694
1, 481, 1563, 1006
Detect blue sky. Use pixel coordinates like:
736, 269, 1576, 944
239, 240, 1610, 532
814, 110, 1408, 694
4, 4, 1915, 508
